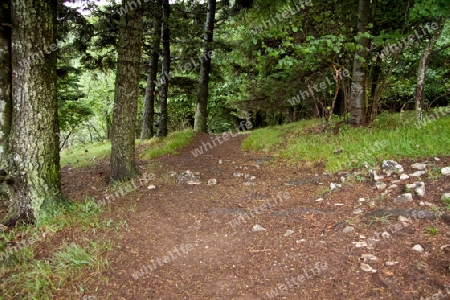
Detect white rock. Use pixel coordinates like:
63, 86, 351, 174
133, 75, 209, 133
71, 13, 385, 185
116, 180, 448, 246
406, 183, 418, 189
361, 254, 378, 262
412, 244, 424, 252
284, 230, 295, 237
388, 184, 398, 189
381, 231, 391, 239
411, 163, 426, 170
398, 216, 411, 223
434, 157, 441, 161
400, 174, 410, 180
296, 239, 306, 243
394, 193, 413, 203
410, 171, 426, 177
376, 181, 387, 190
442, 167, 450, 176
381, 160, 404, 176
360, 263, 376, 273
244, 182, 255, 187
334, 203, 344, 206
233, 172, 243, 177
340, 176, 346, 183
353, 208, 364, 215
391, 180, 401, 184
207, 179, 217, 185
353, 241, 368, 248
359, 235, 366, 239
219, 159, 223, 164
419, 201, 433, 206
252, 225, 266, 232
358, 198, 366, 202
147, 184, 156, 189
343, 226, 354, 234
385, 261, 399, 266
316, 197, 324, 202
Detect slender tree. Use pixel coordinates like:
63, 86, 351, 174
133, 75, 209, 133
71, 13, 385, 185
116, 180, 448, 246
414, 18, 446, 120
110, 0, 143, 181
194, 0, 217, 133
349, 0, 371, 125
5, 0, 61, 223
157, 0, 170, 137
141, 0, 163, 139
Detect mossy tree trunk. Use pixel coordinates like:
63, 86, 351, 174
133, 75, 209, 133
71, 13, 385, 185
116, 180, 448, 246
5, 0, 61, 223
110, 0, 143, 181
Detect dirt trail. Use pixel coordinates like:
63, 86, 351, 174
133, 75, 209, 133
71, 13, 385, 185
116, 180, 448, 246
57, 133, 450, 300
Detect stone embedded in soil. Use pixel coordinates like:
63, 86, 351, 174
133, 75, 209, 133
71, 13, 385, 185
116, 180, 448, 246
177, 170, 201, 184
147, 184, 156, 189
411, 163, 427, 170
207, 179, 217, 185
283, 230, 295, 237
398, 216, 411, 223
419, 201, 433, 206
360, 263, 376, 273
381, 160, 404, 176
353, 241, 368, 248
376, 181, 387, 190
410, 171, 426, 177
353, 208, 363, 214
406, 182, 425, 197
435, 157, 441, 161
218, 159, 222, 164
412, 244, 424, 252
394, 193, 413, 203
233, 172, 243, 177
252, 224, 266, 232
388, 184, 398, 190
343, 226, 354, 234
360, 254, 378, 262
442, 193, 450, 201
385, 261, 399, 266
442, 167, 450, 176
316, 197, 324, 202
244, 182, 255, 186
330, 183, 342, 191
400, 174, 410, 180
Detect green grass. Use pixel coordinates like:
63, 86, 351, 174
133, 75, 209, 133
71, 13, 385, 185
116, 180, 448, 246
242, 109, 450, 172
0, 198, 109, 299
139, 129, 196, 159
61, 129, 196, 168
61, 141, 111, 168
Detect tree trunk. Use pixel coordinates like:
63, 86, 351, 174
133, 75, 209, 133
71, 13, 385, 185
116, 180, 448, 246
5, 0, 61, 223
0, 1, 12, 171
415, 18, 446, 121
194, 0, 217, 133
157, 0, 170, 138
140, 0, 162, 139
349, 0, 371, 125
110, 0, 143, 181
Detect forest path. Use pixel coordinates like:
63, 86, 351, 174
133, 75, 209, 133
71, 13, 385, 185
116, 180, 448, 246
56, 133, 450, 300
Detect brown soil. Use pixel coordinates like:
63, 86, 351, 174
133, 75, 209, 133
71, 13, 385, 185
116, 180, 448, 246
19, 133, 450, 299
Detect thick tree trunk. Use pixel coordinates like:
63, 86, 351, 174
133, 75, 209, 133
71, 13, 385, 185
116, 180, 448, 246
0, 1, 12, 170
349, 0, 371, 125
6, 0, 61, 223
110, 0, 143, 181
140, 0, 162, 139
157, 0, 170, 138
194, 0, 217, 133
415, 18, 446, 121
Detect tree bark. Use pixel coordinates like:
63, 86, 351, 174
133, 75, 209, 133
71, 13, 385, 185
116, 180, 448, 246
110, 0, 143, 181
194, 0, 217, 133
0, 0, 12, 170
156, 0, 170, 138
6, 0, 61, 223
349, 0, 371, 125
140, 0, 162, 139
415, 18, 446, 121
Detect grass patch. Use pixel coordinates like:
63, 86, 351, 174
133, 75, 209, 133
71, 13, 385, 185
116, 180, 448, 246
139, 129, 196, 159
0, 198, 109, 299
61, 141, 111, 168
61, 129, 196, 168
243, 108, 450, 172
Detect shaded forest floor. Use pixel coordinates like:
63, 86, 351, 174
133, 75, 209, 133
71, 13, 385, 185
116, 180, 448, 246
49, 132, 450, 300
